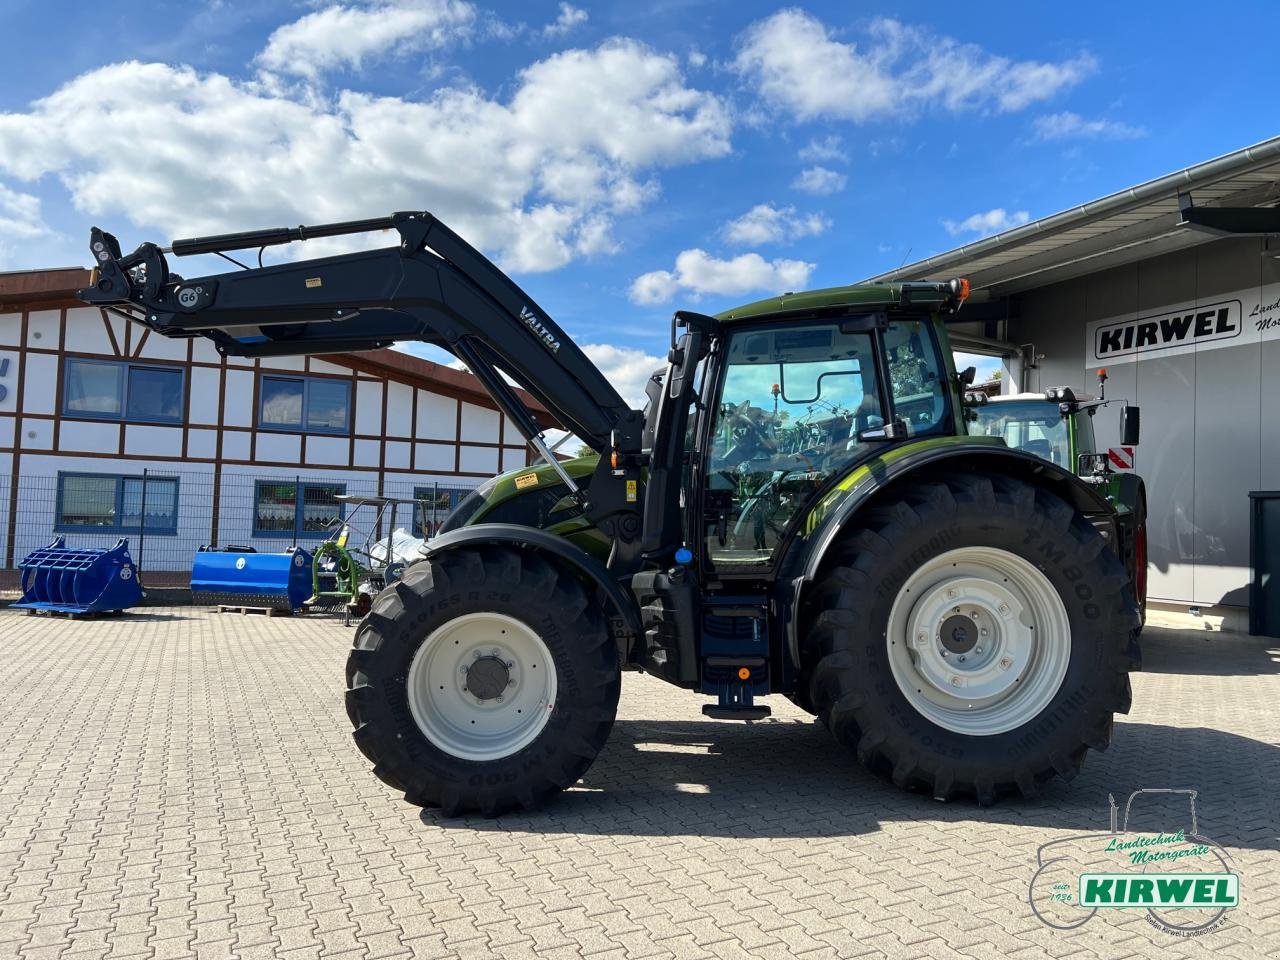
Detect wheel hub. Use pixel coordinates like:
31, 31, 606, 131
465, 655, 511, 701
939, 613, 978, 655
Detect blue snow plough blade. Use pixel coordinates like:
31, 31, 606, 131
13, 537, 144, 615
190, 546, 313, 612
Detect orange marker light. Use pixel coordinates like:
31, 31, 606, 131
1097, 367, 1108, 379
737, 667, 751, 681
956, 277, 971, 303
610, 450, 619, 470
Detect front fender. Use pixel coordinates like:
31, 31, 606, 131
417, 524, 641, 659
781, 439, 1118, 670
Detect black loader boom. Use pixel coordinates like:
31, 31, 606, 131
82, 211, 640, 462
79, 212, 1140, 817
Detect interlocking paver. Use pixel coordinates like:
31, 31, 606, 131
0, 607, 1276, 960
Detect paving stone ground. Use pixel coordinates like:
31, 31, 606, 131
0, 606, 1276, 960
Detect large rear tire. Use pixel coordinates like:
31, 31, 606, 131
804, 472, 1141, 803
345, 546, 620, 816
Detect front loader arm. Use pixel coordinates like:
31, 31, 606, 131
79, 211, 640, 456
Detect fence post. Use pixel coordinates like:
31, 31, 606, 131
432, 482, 439, 538
293, 474, 300, 548
137, 468, 149, 572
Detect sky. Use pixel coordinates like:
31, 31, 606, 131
0, 0, 1276, 401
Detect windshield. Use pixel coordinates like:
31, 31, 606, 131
971, 400, 1071, 467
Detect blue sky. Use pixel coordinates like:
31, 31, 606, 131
1, 0, 1276, 397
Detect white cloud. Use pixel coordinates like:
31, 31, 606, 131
734, 10, 1095, 122
630, 248, 814, 304
580, 343, 664, 406
798, 135, 845, 163
0, 183, 53, 263
943, 207, 1030, 237
541, 2, 588, 39
721, 203, 828, 246
791, 166, 846, 196
0, 39, 730, 274
1033, 111, 1146, 141
257, 0, 477, 78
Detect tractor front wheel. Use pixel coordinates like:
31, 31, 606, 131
345, 546, 620, 815
805, 472, 1140, 803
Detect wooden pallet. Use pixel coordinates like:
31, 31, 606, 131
216, 604, 292, 617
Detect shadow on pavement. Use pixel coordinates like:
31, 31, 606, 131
1139, 625, 1280, 676
426, 718, 1280, 849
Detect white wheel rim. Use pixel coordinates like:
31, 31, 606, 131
406, 612, 557, 761
886, 546, 1071, 736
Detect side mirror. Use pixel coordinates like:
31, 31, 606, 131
1121, 405, 1140, 446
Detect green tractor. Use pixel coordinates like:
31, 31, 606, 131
964, 371, 1147, 621
81, 212, 1142, 815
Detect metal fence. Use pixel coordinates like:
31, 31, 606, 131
0, 469, 482, 588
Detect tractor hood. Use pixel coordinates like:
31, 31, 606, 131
438, 454, 600, 533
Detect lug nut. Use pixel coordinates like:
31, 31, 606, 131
950, 676, 962, 687
999, 657, 1013, 670
916, 631, 928, 644
998, 603, 1010, 615
974, 647, 983, 655
940, 650, 949, 658
958, 655, 966, 663
947, 589, 958, 599
969, 610, 979, 618
980, 628, 989, 637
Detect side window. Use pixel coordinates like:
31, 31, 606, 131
884, 320, 946, 433
704, 324, 881, 567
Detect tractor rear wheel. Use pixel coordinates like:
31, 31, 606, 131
804, 472, 1140, 803
345, 546, 619, 816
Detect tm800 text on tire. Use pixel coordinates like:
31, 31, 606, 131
804, 472, 1141, 804
344, 546, 620, 816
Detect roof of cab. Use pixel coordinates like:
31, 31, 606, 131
715, 281, 953, 323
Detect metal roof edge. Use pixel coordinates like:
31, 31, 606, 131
863, 134, 1280, 283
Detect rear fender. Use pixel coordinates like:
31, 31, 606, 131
782, 442, 1118, 670
416, 524, 641, 661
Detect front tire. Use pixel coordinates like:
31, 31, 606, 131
345, 546, 620, 816
804, 472, 1140, 803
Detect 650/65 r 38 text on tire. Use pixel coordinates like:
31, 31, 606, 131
344, 546, 620, 816
804, 472, 1141, 804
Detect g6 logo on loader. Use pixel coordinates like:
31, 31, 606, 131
1028, 789, 1239, 938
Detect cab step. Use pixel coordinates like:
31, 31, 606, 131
702, 703, 771, 721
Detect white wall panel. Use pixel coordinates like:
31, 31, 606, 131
256, 433, 302, 464
416, 443, 454, 471
0, 315, 19, 346
385, 382, 413, 437
64, 308, 113, 355
188, 367, 221, 424
384, 441, 410, 470
0, 415, 13, 449
22, 353, 58, 414
355, 381, 383, 435
306, 436, 349, 466
416, 391, 456, 440
125, 425, 183, 457
459, 445, 499, 474
310, 359, 347, 375
187, 428, 217, 459
460, 403, 500, 443
354, 439, 381, 467
223, 369, 254, 426
222, 430, 251, 460
57, 420, 114, 454
25, 310, 60, 349
137, 331, 188, 362
501, 447, 528, 472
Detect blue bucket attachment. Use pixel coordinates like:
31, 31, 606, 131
191, 546, 312, 612
13, 536, 144, 615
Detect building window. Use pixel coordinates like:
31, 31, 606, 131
63, 359, 184, 423
55, 473, 180, 535
253, 480, 345, 538
259, 375, 351, 433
